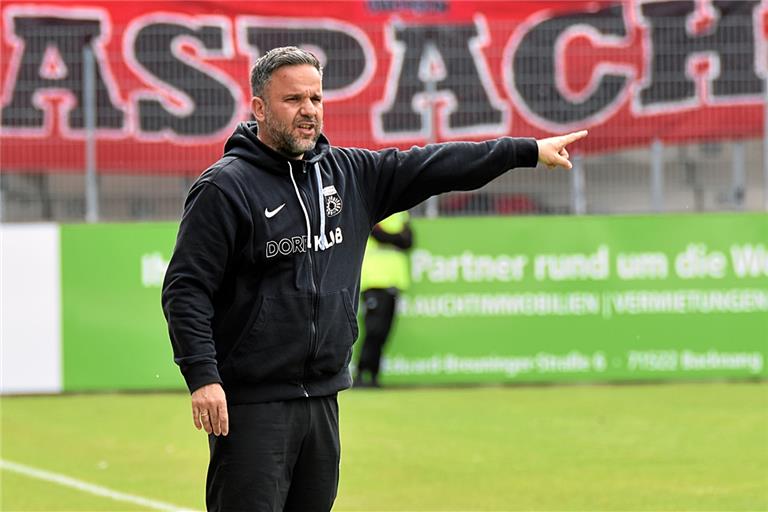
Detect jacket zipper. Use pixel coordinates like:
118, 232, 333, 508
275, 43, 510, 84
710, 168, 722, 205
293, 162, 320, 397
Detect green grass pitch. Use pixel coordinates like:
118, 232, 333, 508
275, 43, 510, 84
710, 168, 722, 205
2, 382, 767, 511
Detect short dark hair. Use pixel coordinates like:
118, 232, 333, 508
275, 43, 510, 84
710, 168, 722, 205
250, 46, 322, 97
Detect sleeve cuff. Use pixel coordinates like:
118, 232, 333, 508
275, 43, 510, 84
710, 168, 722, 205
518, 138, 539, 169
182, 362, 222, 394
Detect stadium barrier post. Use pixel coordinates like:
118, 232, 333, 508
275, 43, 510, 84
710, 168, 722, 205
0, 174, 4, 222
650, 138, 664, 212
764, 77, 768, 211
570, 154, 586, 214
83, 44, 99, 223
731, 141, 745, 211
422, 41, 439, 218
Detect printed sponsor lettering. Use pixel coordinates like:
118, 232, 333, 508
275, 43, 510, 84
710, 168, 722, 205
265, 227, 344, 258
125, 13, 243, 141
1, 6, 126, 136
0, 1, 764, 170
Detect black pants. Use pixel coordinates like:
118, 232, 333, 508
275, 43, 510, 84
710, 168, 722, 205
206, 395, 339, 512
357, 288, 398, 384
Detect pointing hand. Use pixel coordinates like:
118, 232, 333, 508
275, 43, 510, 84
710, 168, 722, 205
536, 130, 588, 169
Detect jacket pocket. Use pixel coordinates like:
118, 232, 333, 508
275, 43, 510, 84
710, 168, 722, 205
228, 295, 310, 384
217, 296, 266, 370
308, 289, 359, 378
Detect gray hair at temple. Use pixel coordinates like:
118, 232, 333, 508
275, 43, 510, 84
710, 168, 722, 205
250, 46, 323, 97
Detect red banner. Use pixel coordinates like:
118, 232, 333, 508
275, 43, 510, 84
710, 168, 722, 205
1, 0, 765, 174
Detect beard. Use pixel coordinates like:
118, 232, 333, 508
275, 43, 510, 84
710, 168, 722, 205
261, 108, 322, 158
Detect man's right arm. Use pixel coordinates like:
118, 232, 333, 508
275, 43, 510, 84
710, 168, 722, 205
161, 181, 241, 394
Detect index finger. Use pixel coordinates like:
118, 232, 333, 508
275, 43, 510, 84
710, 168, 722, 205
562, 130, 588, 145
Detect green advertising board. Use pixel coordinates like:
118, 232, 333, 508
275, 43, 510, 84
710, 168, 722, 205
61, 222, 183, 391
382, 213, 768, 384
59, 214, 767, 391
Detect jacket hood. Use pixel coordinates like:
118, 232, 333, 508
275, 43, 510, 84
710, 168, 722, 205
223, 121, 331, 174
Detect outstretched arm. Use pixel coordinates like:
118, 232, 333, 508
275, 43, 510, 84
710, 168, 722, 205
350, 130, 588, 224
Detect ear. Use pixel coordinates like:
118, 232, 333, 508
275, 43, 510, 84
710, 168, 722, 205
251, 96, 266, 122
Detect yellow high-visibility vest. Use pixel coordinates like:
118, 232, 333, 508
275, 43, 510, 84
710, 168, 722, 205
360, 211, 411, 290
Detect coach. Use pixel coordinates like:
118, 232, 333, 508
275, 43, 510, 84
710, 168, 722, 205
162, 46, 586, 511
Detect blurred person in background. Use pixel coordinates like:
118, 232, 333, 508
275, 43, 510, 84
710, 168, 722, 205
162, 45, 586, 512
356, 211, 413, 388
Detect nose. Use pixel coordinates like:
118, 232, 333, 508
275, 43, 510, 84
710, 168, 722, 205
299, 98, 316, 117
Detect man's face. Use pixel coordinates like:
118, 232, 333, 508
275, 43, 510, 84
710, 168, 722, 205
251, 64, 324, 159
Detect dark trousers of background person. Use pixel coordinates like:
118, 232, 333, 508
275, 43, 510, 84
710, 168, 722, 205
357, 288, 398, 387
206, 395, 339, 512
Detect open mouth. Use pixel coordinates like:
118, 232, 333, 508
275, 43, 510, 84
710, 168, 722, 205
296, 122, 316, 137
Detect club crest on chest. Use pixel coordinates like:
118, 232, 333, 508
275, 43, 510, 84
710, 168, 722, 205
323, 185, 342, 217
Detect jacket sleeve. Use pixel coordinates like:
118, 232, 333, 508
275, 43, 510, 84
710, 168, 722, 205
161, 180, 242, 394
348, 137, 539, 224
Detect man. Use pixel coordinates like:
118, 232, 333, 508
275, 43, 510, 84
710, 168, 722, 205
356, 210, 413, 388
162, 46, 586, 511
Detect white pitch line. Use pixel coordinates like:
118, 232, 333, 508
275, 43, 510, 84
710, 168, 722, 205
0, 459, 199, 512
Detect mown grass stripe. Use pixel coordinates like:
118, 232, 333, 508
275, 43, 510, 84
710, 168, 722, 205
0, 459, 199, 512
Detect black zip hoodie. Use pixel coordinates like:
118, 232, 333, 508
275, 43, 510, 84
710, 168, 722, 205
162, 121, 538, 404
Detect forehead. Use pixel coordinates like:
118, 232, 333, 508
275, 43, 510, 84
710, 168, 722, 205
268, 64, 322, 95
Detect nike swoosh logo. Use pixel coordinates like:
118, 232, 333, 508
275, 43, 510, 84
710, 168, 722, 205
264, 203, 286, 218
